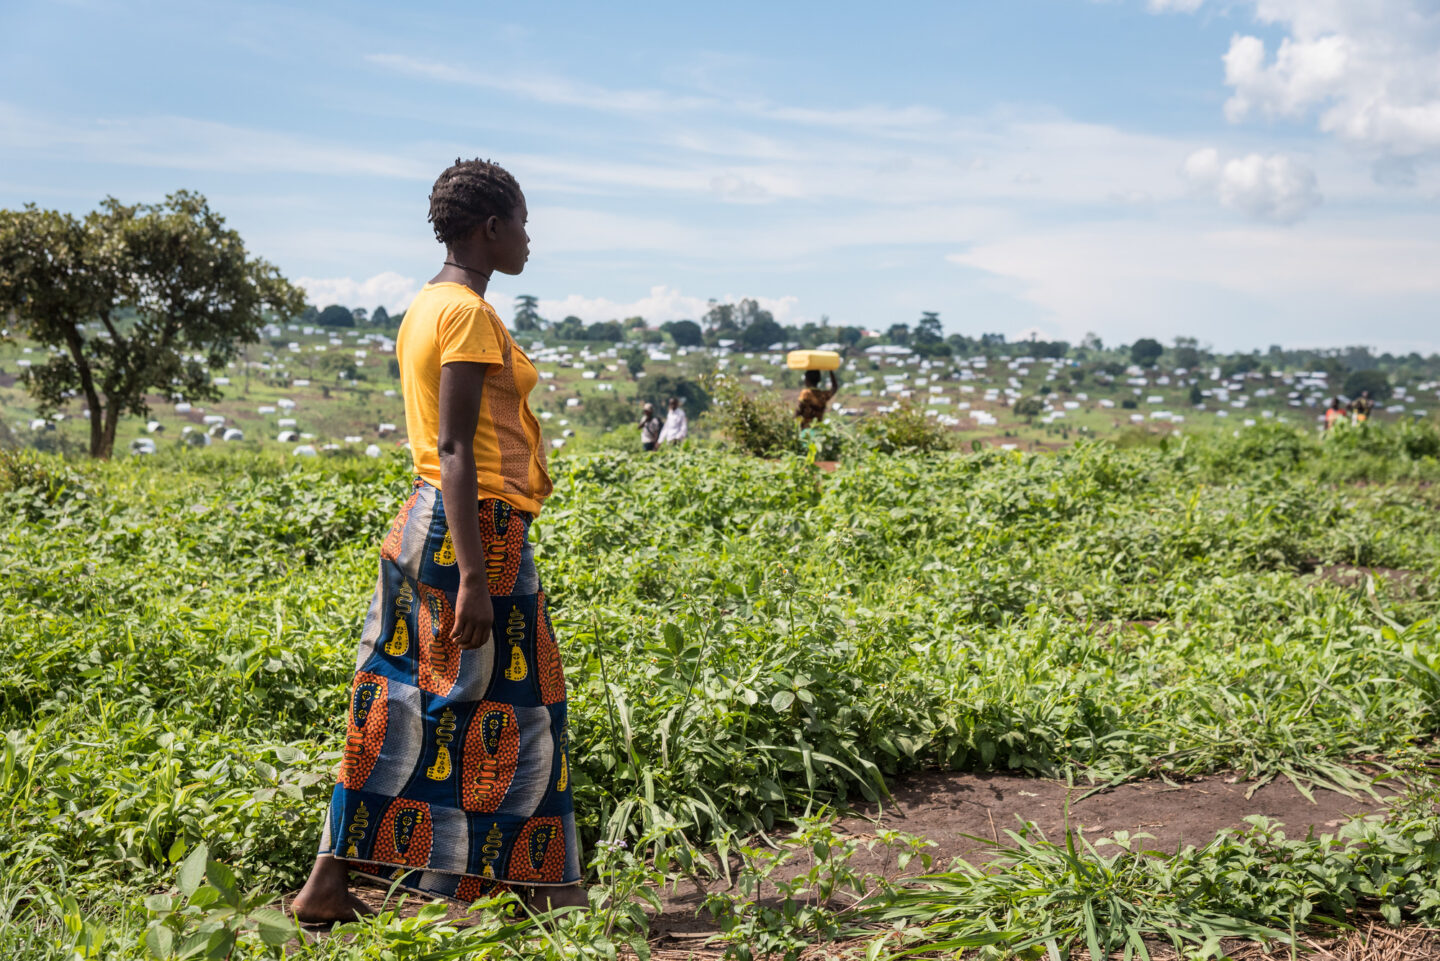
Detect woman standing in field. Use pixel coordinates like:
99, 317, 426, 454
292, 158, 584, 923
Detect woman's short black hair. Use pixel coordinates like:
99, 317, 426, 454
428, 158, 522, 247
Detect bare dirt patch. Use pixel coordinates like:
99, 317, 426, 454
653, 769, 1382, 939
1312, 565, 1425, 591
292, 769, 1395, 956
836, 769, 1378, 865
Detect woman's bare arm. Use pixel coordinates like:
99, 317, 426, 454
438, 362, 492, 650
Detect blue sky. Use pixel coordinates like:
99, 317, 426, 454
2, 0, 1438, 352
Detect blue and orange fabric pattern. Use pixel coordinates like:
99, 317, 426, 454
318, 480, 578, 899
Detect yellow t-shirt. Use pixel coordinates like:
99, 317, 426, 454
396, 283, 553, 514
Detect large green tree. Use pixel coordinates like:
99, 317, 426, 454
661, 319, 702, 347
737, 299, 782, 350
915, 311, 943, 345
703, 301, 738, 338
317, 304, 354, 327
1130, 337, 1164, 368
1172, 336, 1202, 370
1343, 368, 1392, 402
0, 192, 303, 458
513, 294, 543, 331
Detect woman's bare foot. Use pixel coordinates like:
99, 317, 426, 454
290, 855, 376, 925
523, 884, 589, 914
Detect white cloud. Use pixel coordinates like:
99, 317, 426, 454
1147, 0, 1204, 11
1222, 33, 1351, 123
366, 53, 943, 133
0, 97, 1225, 216
296, 272, 421, 312
527, 286, 804, 326
1157, 1, 1440, 161
365, 54, 714, 115
0, 102, 432, 180
947, 218, 1440, 348
1181, 147, 1322, 223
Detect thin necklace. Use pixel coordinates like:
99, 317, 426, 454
443, 259, 491, 279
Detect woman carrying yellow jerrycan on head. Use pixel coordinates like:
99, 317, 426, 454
788, 349, 841, 430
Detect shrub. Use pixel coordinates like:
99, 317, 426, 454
856, 403, 953, 455
1200, 422, 1310, 478
1332, 417, 1440, 461
704, 374, 795, 456
1013, 396, 1045, 419
800, 417, 851, 461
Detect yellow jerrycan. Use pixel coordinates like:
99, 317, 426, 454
786, 349, 842, 371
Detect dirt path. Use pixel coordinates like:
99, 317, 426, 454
653, 770, 1384, 938
305, 768, 1390, 956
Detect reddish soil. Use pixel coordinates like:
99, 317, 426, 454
653, 770, 1383, 938
1313, 564, 1425, 591
305, 769, 1391, 957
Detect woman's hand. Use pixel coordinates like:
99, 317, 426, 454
454, 575, 494, 650
438, 361, 495, 651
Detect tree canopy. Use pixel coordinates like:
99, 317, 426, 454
1343, 368, 1392, 401
661, 319, 703, 347
0, 192, 303, 458
637, 373, 710, 415
703, 301, 738, 339
915, 311, 943, 346
736, 300, 783, 350
513, 294, 543, 331
1130, 337, 1164, 368
317, 304, 354, 327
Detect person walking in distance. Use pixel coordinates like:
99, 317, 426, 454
638, 402, 661, 451
1349, 390, 1374, 424
657, 396, 688, 446
1324, 397, 1345, 431
795, 369, 839, 429
291, 158, 584, 924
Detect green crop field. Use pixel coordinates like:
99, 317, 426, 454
3, 418, 1440, 960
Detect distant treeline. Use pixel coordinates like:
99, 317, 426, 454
301, 304, 399, 329
306, 295, 1440, 389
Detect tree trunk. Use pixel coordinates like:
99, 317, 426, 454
98, 400, 121, 460
59, 320, 108, 459
87, 397, 105, 458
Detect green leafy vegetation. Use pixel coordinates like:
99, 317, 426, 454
2, 423, 1438, 958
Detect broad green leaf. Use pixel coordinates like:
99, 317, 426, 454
251, 908, 296, 947
143, 894, 174, 914
205, 859, 239, 907
144, 925, 173, 959
177, 844, 208, 897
